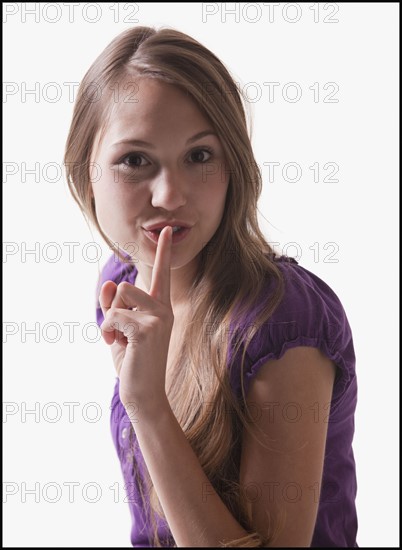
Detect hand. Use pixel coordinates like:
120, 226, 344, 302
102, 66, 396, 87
99, 226, 174, 410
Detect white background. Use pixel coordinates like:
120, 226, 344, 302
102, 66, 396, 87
3, 2, 399, 547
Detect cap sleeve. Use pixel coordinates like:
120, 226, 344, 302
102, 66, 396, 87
95, 253, 137, 327
238, 259, 356, 413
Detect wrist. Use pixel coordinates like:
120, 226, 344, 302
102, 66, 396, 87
122, 392, 170, 424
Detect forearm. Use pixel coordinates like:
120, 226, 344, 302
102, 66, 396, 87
130, 396, 250, 547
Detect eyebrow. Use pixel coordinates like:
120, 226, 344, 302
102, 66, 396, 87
111, 130, 217, 149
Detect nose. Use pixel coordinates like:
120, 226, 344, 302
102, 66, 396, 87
151, 168, 187, 211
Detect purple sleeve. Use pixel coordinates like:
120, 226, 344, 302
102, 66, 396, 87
236, 261, 356, 413
230, 259, 358, 546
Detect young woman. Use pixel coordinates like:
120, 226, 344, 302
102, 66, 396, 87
64, 26, 358, 547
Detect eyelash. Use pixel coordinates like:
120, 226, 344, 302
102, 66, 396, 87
118, 147, 214, 169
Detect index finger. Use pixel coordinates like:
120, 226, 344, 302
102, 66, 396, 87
148, 225, 172, 305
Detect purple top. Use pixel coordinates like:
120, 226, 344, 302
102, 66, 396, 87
96, 254, 358, 547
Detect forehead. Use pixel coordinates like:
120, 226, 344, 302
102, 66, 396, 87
101, 77, 211, 148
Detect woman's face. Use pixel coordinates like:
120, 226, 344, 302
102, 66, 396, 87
90, 77, 230, 269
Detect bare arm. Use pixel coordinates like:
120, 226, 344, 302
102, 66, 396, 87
239, 346, 337, 547
131, 346, 335, 547
131, 396, 250, 547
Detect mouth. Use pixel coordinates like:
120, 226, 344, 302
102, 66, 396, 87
143, 226, 191, 245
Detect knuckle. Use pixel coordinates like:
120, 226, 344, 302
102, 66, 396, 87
111, 320, 120, 331
105, 307, 116, 319
117, 281, 132, 295
123, 321, 138, 335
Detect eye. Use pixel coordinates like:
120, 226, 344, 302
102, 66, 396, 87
188, 147, 213, 163
120, 153, 150, 168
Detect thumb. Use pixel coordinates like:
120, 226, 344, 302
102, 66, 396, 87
99, 280, 118, 322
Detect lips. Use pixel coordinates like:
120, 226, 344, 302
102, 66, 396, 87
154, 226, 181, 234
143, 226, 191, 245
143, 220, 192, 232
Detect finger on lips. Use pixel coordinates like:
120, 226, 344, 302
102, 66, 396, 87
149, 225, 172, 305
99, 225, 172, 347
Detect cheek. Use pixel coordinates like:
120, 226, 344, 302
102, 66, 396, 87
93, 169, 143, 211
92, 180, 138, 238
198, 160, 229, 194
207, 166, 230, 205
196, 172, 229, 225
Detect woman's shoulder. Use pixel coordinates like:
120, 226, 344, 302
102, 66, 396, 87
98, 252, 137, 285
233, 255, 356, 410
269, 255, 350, 335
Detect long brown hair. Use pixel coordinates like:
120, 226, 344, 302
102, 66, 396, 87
64, 26, 286, 547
